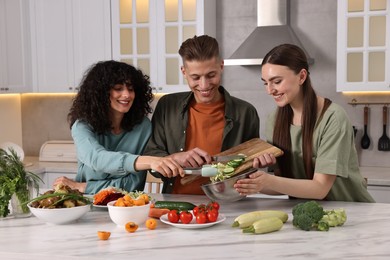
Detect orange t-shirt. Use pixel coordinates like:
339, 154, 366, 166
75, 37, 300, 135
173, 99, 225, 194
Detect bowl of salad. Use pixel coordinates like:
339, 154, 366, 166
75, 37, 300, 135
201, 168, 258, 202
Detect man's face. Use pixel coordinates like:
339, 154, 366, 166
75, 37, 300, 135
181, 57, 224, 104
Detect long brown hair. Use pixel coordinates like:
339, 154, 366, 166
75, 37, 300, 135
262, 44, 330, 179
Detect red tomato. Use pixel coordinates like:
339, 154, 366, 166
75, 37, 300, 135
179, 211, 193, 224
168, 210, 179, 223
198, 204, 206, 211
193, 206, 200, 217
211, 201, 220, 211
196, 212, 207, 224
207, 208, 219, 222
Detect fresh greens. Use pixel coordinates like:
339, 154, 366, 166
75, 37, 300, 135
26, 191, 92, 208
0, 148, 42, 217
210, 156, 246, 182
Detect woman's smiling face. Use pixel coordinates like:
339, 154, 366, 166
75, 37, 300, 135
109, 83, 135, 115
261, 63, 307, 108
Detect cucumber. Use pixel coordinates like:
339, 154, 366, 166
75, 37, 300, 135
154, 201, 196, 211
223, 167, 235, 174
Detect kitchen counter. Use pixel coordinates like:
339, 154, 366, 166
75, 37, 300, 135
0, 194, 389, 259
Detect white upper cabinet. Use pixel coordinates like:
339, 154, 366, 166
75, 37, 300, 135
337, 0, 390, 92
29, 0, 112, 93
111, 0, 216, 93
0, 0, 32, 93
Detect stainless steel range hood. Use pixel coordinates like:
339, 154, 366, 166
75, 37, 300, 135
224, 0, 313, 66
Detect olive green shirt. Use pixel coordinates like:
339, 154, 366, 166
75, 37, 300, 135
144, 86, 260, 193
266, 103, 375, 202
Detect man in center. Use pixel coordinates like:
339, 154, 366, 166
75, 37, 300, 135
144, 35, 260, 194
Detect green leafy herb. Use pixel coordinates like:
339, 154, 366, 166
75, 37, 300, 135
0, 148, 43, 217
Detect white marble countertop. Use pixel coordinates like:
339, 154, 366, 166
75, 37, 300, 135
1, 194, 389, 259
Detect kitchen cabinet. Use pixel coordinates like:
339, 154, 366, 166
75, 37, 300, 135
337, 0, 390, 92
29, 0, 112, 93
111, 0, 216, 93
0, 0, 32, 93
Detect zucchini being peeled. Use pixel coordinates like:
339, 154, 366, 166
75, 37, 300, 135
154, 201, 196, 211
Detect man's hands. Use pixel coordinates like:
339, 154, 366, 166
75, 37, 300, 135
169, 147, 212, 168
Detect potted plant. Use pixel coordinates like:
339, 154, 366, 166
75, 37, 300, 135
0, 148, 42, 218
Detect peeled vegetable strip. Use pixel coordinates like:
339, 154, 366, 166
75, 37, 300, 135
93, 190, 124, 205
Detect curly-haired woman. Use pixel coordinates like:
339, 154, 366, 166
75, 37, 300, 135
53, 60, 184, 194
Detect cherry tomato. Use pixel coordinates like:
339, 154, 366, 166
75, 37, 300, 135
179, 211, 193, 224
198, 204, 206, 211
211, 201, 220, 211
168, 210, 179, 223
193, 206, 200, 217
196, 212, 207, 224
207, 208, 219, 222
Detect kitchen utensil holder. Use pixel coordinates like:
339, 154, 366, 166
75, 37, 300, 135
348, 99, 390, 106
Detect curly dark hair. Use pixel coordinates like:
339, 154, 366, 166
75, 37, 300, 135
68, 60, 153, 134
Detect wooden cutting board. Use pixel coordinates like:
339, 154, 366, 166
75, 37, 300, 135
214, 138, 283, 175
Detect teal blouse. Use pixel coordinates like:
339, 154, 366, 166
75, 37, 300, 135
72, 117, 151, 194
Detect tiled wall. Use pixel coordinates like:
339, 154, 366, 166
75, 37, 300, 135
0, 94, 23, 147
20, 94, 75, 156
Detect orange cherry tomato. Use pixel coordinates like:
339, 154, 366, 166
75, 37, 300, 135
97, 231, 111, 240
145, 218, 157, 230
125, 222, 139, 233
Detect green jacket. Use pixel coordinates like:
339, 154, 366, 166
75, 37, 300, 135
144, 86, 260, 193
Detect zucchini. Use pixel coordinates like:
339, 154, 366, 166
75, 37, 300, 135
242, 217, 283, 234
154, 201, 196, 211
232, 210, 288, 228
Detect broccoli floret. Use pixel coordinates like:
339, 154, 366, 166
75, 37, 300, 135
321, 209, 347, 227
292, 201, 325, 231
292, 201, 347, 232
293, 214, 315, 231
317, 220, 330, 231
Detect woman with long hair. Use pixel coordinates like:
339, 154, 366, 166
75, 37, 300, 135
234, 44, 374, 202
53, 60, 184, 194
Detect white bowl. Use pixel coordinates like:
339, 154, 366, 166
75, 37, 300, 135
107, 200, 150, 227
28, 204, 91, 225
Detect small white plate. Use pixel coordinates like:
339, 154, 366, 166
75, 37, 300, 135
160, 213, 226, 229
